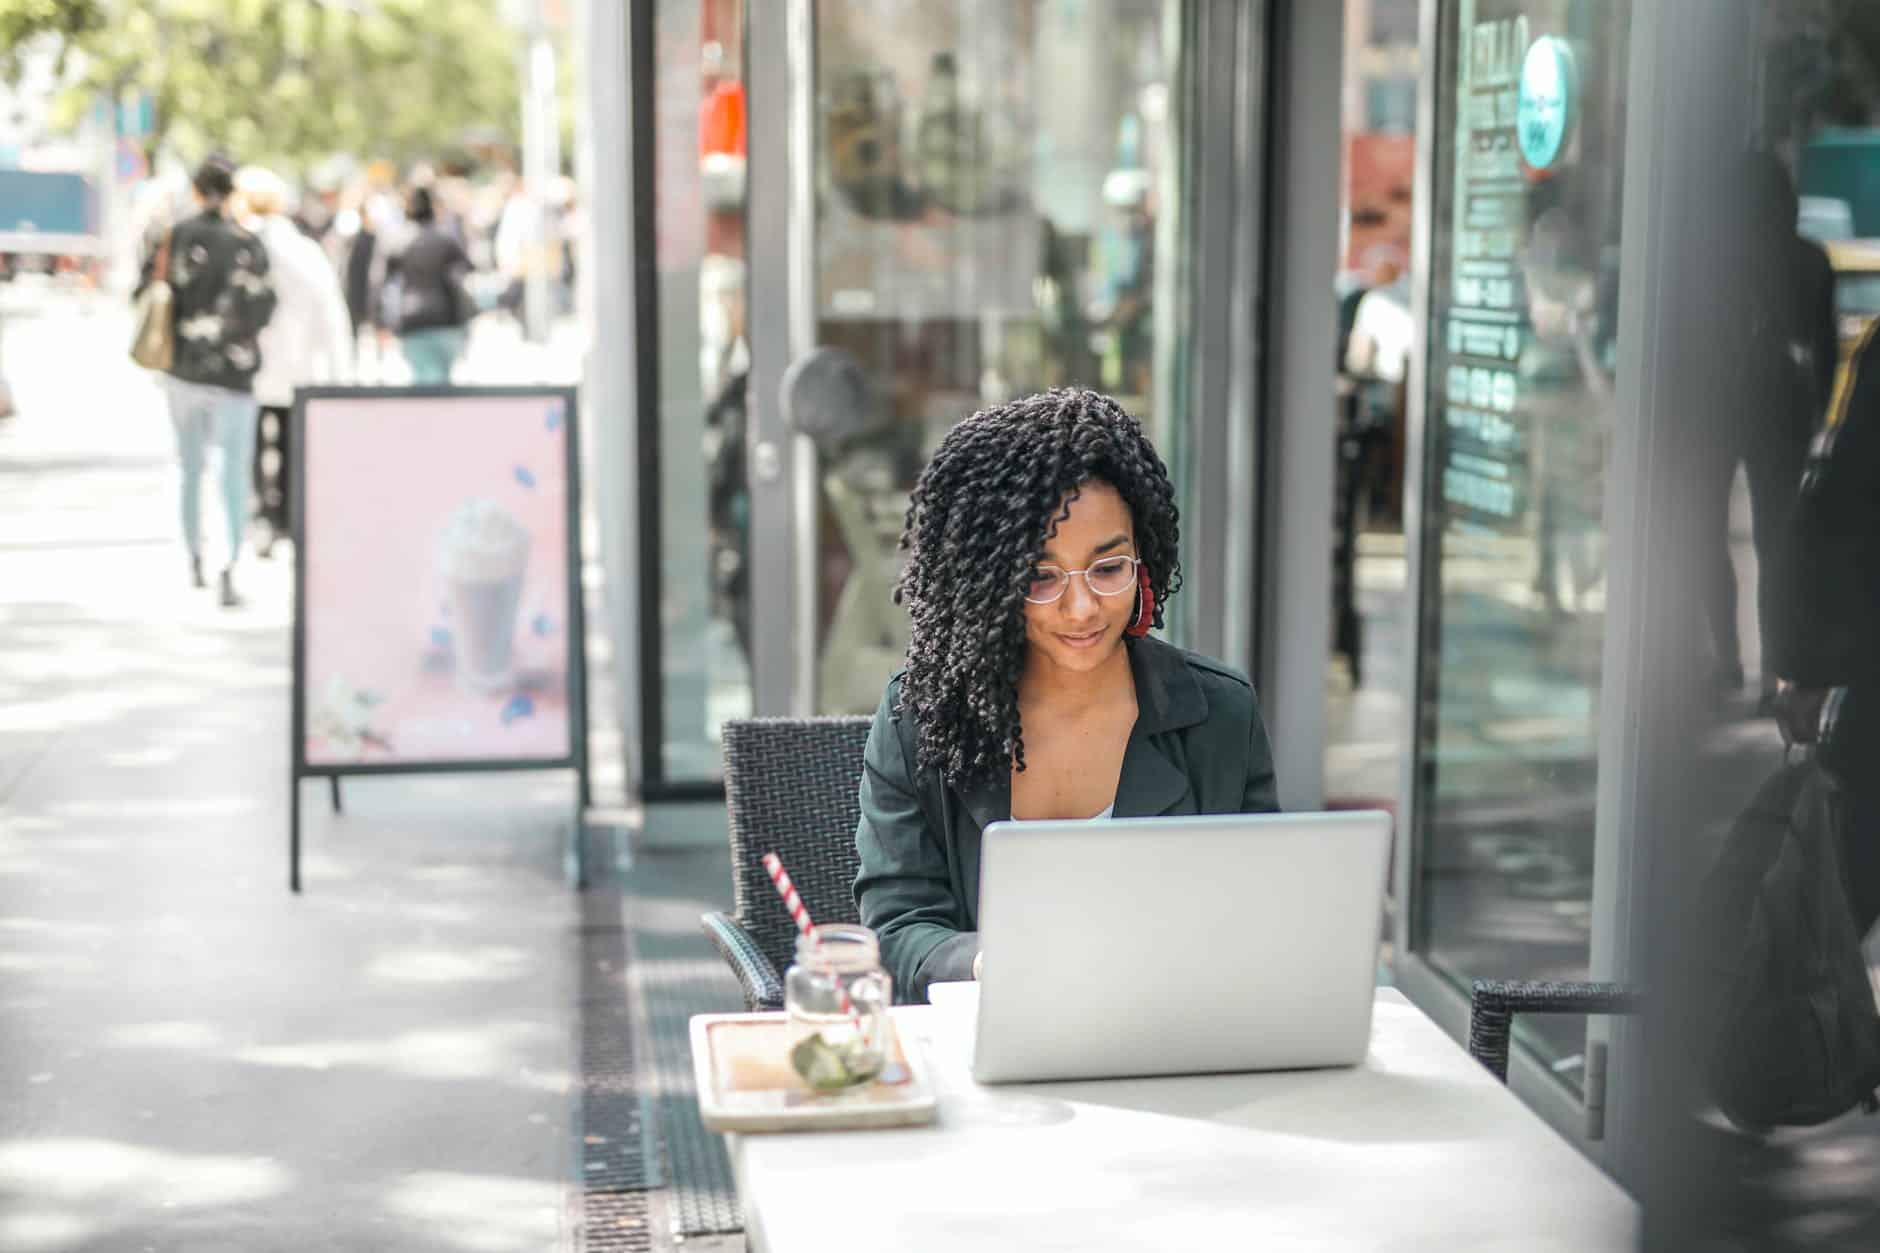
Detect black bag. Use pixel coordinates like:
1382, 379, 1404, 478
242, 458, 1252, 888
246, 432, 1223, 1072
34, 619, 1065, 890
1698, 756, 1880, 1130
445, 262, 478, 328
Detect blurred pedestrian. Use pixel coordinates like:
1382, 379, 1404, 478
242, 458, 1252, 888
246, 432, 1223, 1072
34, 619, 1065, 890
1773, 318, 1880, 935
1701, 152, 1836, 707
339, 174, 407, 379
234, 166, 352, 556
334, 180, 385, 340
137, 156, 278, 607
493, 176, 538, 328
292, 178, 338, 247
384, 186, 475, 385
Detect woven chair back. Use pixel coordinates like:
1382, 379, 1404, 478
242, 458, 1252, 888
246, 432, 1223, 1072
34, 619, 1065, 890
722, 717, 874, 978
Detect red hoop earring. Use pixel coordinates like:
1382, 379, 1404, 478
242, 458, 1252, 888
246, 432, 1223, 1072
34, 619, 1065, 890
1127, 566, 1154, 637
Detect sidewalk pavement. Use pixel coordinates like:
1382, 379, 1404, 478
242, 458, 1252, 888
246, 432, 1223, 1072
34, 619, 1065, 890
0, 294, 592, 1251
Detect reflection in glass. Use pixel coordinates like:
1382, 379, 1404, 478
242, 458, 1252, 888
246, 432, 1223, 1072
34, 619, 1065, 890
657, 0, 752, 783
1411, 0, 1632, 1081
1327, 0, 1420, 823
1660, 4, 1880, 1238
808, 0, 1186, 714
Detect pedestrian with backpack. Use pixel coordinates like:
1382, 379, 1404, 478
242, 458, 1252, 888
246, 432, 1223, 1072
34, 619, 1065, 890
135, 156, 279, 608
1772, 319, 1880, 934
1697, 318, 1880, 1134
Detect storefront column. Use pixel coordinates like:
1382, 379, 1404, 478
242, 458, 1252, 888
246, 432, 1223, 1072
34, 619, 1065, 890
1257, 0, 1345, 811
575, 0, 644, 799
1596, 0, 1757, 1213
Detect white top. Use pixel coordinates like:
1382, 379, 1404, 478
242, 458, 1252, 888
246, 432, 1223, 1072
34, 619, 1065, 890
1011, 801, 1114, 822
250, 215, 352, 407
727, 985, 1638, 1253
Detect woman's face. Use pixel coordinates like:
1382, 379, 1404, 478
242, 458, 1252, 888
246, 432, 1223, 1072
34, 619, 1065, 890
1021, 481, 1139, 679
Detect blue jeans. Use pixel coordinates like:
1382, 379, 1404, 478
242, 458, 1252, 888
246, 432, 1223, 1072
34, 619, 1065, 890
164, 377, 258, 567
400, 327, 467, 385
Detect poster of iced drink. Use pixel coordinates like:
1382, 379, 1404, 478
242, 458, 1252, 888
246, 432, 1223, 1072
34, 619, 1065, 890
294, 388, 582, 769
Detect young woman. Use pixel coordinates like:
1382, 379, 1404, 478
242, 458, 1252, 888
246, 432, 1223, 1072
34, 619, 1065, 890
853, 389, 1279, 1003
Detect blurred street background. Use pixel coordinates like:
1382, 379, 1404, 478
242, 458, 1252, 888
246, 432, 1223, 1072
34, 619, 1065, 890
0, 282, 604, 1252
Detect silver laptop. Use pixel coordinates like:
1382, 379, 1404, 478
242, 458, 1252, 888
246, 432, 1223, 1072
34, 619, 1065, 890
970, 810, 1392, 1084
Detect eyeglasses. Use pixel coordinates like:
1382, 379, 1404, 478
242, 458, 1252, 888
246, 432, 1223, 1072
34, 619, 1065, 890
1022, 554, 1140, 605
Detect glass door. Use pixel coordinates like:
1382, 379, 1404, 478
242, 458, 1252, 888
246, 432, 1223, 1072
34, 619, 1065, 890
1404, 0, 1634, 1092
744, 0, 1197, 717
637, 0, 754, 793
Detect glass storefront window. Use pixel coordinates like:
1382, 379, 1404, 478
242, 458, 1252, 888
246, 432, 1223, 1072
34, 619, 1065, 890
1411, 0, 1632, 1082
806, 0, 1189, 714
653, 0, 752, 784
1327, 0, 1419, 823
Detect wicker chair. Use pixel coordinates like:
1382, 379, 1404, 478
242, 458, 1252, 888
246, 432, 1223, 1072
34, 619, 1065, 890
1467, 979, 1643, 1083
701, 716, 873, 1012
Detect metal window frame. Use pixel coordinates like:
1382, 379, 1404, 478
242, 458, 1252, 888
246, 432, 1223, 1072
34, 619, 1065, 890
1390, 0, 1440, 1029
1183, 0, 1269, 675
577, 0, 644, 803
627, 0, 721, 801
1595, 0, 1760, 1195
627, 0, 729, 802
1251, 0, 1342, 812
743, 0, 817, 719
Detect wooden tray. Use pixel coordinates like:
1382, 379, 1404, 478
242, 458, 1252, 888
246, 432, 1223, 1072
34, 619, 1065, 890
688, 1012, 938, 1133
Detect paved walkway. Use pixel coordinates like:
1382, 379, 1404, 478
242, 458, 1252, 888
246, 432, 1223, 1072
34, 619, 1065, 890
0, 292, 590, 1252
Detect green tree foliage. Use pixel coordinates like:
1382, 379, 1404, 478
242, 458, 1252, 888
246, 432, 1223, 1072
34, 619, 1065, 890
0, 1, 106, 81
0, 0, 523, 168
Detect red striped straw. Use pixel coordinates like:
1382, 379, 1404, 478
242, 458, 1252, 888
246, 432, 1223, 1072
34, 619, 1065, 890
761, 851, 860, 1023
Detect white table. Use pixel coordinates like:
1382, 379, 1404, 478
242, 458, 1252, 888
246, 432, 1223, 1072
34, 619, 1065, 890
727, 984, 1638, 1252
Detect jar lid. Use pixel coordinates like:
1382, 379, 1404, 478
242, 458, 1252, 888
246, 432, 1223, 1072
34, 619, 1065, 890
794, 923, 880, 972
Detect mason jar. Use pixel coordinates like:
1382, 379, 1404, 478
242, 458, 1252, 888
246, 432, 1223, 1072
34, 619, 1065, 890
783, 923, 893, 1092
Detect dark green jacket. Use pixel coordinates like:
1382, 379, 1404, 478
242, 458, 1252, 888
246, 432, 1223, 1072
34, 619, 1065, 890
852, 635, 1279, 1003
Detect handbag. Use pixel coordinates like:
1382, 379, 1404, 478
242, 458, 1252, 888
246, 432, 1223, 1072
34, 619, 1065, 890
130, 231, 175, 371
447, 264, 479, 327
1697, 750, 1880, 1130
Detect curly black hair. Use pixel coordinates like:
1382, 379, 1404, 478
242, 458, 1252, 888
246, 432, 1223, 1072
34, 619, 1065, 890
893, 388, 1181, 791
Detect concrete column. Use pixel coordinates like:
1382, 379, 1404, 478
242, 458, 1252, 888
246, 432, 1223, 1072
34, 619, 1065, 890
574, 0, 642, 798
